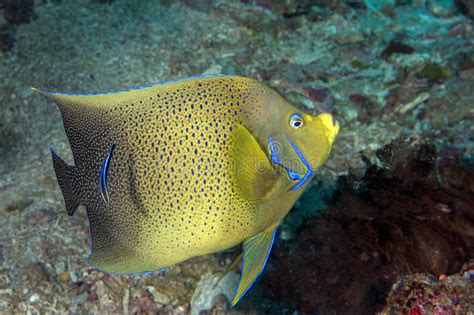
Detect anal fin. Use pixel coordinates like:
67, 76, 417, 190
232, 225, 278, 305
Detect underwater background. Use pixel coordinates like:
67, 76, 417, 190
0, 0, 473, 314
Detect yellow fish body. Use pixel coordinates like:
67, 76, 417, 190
35, 75, 339, 304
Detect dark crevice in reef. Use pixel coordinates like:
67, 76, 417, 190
0, 0, 35, 52
265, 137, 474, 314
1, 0, 35, 26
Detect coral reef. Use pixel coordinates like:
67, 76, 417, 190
0, 0, 472, 313
381, 260, 474, 314
265, 138, 474, 314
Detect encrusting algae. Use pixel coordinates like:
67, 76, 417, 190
34, 74, 339, 304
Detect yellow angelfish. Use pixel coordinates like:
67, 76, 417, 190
34, 75, 339, 305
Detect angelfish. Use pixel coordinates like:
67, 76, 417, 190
34, 74, 339, 305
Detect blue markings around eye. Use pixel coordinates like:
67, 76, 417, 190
289, 113, 302, 122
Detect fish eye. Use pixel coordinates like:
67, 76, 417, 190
289, 114, 304, 129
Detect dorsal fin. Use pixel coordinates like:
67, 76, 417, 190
31, 74, 237, 108
32, 86, 134, 110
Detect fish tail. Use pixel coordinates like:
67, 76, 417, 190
50, 146, 81, 216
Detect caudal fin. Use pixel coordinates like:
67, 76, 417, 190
50, 147, 81, 216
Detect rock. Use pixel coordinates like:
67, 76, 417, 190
73, 292, 88, 305
20, 87, 33, 98
428, 0, 458, 18
70, 271, 79, 284
145, 286, 170, 305
103, 276, 125, 294
327, 14, 364, 44
190, 272, 239, 315
54, 261, 66, 275
211, 294, 228, 315
174, 305, 188, 315
419, 62, 453, 83
28, 293, 40, 304
201, 64, 223, 75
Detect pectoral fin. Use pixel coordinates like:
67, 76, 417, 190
232, 125, 278, 201
231, 225, 278, 306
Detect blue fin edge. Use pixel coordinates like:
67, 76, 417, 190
83, 256, 168, 277
84, 261, 165, 277
232, 227, 278, 306
49, 145, 60, 158
35, 73, 235, 96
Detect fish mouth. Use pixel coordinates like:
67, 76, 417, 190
317, 113, 339, 144
268, 136, 315, 191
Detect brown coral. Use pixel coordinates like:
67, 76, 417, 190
265, 138, 474, 314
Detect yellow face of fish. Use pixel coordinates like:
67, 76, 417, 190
248, 88, 339, 190
229, 84, 339, 305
